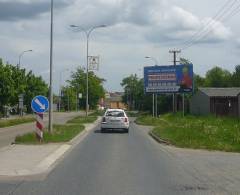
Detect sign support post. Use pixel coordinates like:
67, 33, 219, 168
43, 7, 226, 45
36, 113, 44, 142
31, 95, 49, 142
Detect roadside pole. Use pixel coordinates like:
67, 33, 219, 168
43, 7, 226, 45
152, 94, 155, 117
36, 113, 44, 142
155, 94, 158, 117
49, 0, 54, 133
183, 93, 185, 117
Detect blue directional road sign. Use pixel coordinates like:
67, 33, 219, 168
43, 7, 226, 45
31, 95, 49, 113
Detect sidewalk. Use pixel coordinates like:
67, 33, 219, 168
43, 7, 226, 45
0, 118, 100, 179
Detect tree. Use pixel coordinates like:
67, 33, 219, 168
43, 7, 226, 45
0, 62, 14, 110
24, 71, 48, 112
9, 66, 27, 106
205, 66, 232, 87
61, 86, 77, 111
232, 65, 240, 87
194, 74, 205, 89
121, 74, 139, 110
180, 58, 192, 65
0, 59, 48, 114
68, 67, 105, 109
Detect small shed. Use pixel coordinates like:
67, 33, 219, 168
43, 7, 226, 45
190, 88, 240, 117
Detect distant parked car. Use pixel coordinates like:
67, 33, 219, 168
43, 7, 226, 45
101, 109, 129, 133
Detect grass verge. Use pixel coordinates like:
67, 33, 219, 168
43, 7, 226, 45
0, 117, 35, 128
126, 111, 149, 117
15, 124, 85, 144
136, 113, 240, 152
15, 115, 97, 144
89, 110, 105, 116
67, 116, 97, 124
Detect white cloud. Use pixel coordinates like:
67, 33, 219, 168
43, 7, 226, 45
0, 0, 238, 92
145, 5, 232, 45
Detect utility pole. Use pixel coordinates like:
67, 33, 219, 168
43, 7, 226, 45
169, 49, 181, 113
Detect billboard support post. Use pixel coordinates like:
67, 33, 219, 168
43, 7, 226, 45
183, 93, 185, 117
152, 94, 155, 117
155, 94, 158, 117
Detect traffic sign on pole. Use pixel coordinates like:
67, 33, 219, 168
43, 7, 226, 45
88, 56, 100, 70
31, 95, 49, 114
31, 95, 49, 142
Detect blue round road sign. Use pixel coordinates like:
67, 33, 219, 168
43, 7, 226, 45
31, 95, 49, 113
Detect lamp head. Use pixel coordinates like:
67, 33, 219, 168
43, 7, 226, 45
70, 25, 78, 28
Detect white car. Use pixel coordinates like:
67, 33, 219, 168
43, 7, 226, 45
101, 109, 129, 133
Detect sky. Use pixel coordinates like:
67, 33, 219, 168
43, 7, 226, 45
0, 0, 240, 93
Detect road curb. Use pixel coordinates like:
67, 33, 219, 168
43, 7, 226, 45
33, 117, 101, 175
149, 130, 171, 145
69, 117, 101, 146
0, 117, 101, 179
35, 117, 101, 177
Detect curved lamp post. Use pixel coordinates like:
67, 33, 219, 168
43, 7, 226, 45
70, 24, 107, 116
18, 50, 33, 68
145, 56, 158, 66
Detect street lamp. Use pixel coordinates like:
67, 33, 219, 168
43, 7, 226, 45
145, 56, 158, 66
70, 24, 107, 116
18, 50, 33, 68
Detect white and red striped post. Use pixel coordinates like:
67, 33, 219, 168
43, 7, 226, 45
36, 113, 44, 142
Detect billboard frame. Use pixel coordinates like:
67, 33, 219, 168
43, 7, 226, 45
144, 64, 193, 94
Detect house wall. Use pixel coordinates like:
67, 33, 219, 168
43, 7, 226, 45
110, 102, 126, 110
190, 91, 210, 115
210, 97, 238, 117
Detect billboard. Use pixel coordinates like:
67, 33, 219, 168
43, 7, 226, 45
144, 64, 193, 93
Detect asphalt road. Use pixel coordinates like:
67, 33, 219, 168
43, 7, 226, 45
0, 120, 239, 195
0, 112, 84, 148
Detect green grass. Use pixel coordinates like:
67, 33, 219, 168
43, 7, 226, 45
126, 111, 149, 117
0, 117, 35, 128
15, 115, 98, 144
67, 116, 97, 124
136, 113, 240, 152
89, 110, 105, 116
15, 124, 85, 144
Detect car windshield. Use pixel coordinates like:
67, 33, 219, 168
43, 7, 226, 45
106, 111, 125, 117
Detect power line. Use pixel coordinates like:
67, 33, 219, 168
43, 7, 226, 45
180, 0, 235, 48
223, 1, 240, 20
181, 0, 240, 50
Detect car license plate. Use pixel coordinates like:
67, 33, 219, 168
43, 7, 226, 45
111, 119, 120, 122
